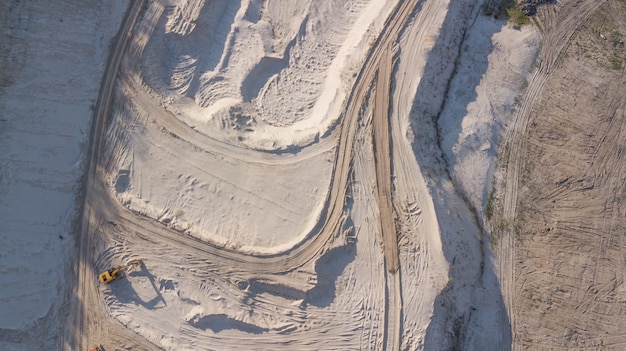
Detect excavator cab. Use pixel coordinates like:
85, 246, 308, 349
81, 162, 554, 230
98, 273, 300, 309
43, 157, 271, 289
98, 259, 143, 284
98, 268, 121, 284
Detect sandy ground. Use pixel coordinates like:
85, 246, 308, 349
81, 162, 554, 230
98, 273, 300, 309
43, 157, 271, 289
4, 0, 598, 350
103, 0, 399, 253
88, 0, 540, 350
492, 1, 626, 349
0, 1, 126, 349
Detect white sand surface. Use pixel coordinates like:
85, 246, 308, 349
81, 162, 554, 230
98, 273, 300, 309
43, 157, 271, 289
438, 16, 539, 217
104, 0, 397, 253
99, 1, 539, 349
0, 0, 127, 348
141, 0, 391, 151
0, 0, 541, 349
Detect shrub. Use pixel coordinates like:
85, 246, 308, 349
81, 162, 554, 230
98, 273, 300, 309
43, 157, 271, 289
505, 1, 530, 26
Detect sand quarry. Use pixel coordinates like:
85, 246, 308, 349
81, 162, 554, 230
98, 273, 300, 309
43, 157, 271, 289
5, 0, 623, 350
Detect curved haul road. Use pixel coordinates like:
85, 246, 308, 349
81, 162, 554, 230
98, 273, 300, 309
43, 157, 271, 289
65, 0, 418, 350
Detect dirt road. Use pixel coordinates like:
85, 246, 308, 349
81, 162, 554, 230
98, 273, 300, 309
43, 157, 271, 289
373, 44, 399, 275
67, 0, 420, 349
62, 1, 158, 350
497, 0, 626, 349
374, 44, 403, 351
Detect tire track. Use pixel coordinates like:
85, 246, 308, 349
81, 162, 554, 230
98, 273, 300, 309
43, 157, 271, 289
76, 0, 420, 349
498, 1, 602, 349
373, 44, 399, 274
65, 1, 161, 350
90, 0, 422, 279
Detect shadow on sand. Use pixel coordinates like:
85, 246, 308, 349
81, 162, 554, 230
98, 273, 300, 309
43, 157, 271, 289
188, 314, 269, 334
397, 1, 512, 350
110, 262, 167, 310
306, 241, 357, 308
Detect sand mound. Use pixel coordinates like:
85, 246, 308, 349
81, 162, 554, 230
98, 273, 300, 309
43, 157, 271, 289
141, 0, 386, 150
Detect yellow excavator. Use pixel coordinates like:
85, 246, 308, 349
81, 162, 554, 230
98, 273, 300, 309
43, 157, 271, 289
98, 259, 143, 284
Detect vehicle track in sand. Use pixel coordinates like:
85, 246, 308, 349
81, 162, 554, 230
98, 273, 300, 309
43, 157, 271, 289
509, 0, 626, 348
98, 0, 417, 274
497, 0, 603, 349
373, 43, 401, 351
373, 44, 399, 275
70, 0, 419, 349
63, 1, 159, 350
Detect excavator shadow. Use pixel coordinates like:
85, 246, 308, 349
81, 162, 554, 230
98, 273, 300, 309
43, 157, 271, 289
109, 263, 167, 310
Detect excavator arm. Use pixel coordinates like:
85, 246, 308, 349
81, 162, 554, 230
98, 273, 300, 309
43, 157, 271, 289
98, 259, 143, 284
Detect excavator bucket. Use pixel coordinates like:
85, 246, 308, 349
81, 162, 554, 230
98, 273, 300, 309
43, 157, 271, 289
126, 259, 143, 266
